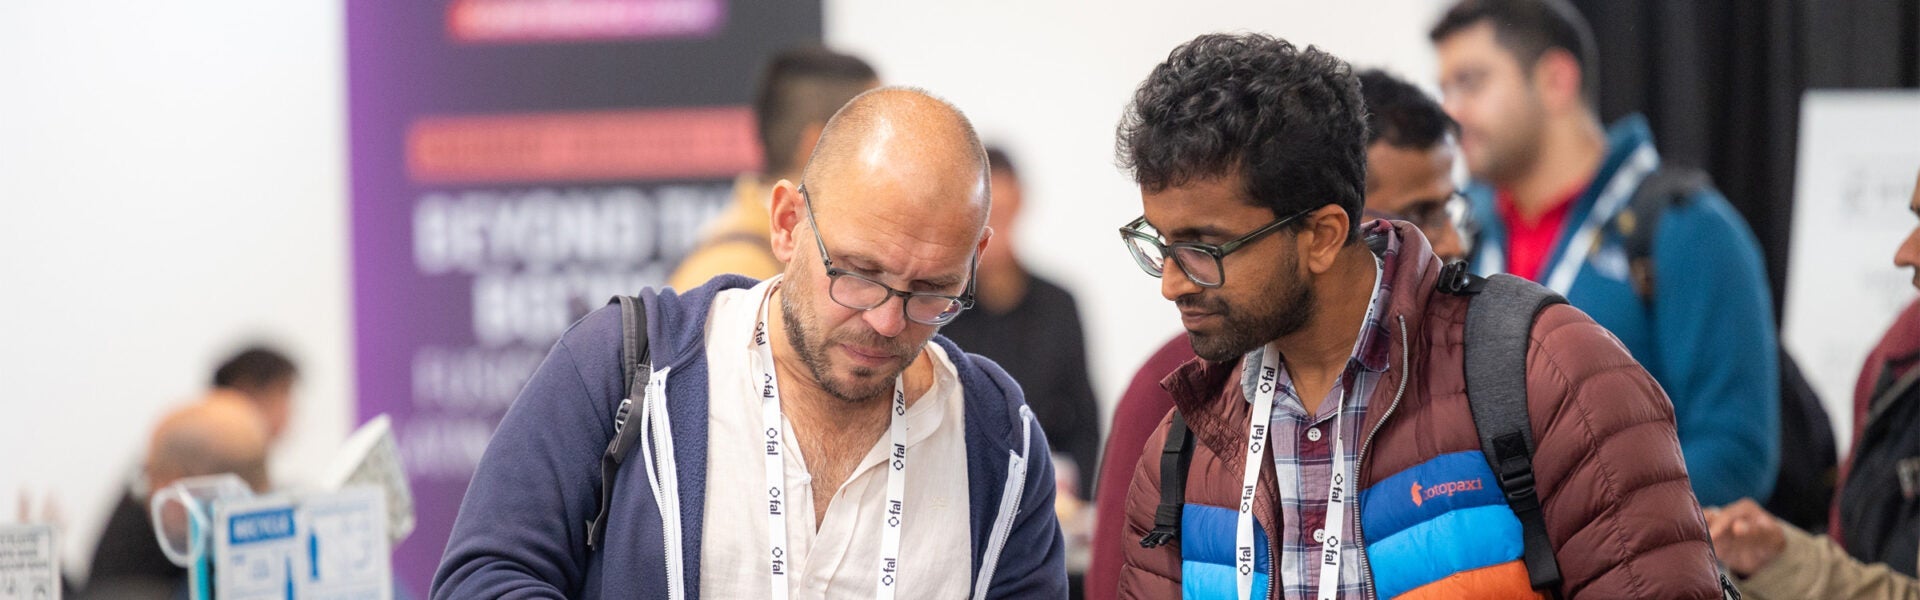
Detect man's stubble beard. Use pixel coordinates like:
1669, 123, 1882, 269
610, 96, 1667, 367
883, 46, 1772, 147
1182, 249, 1316, 363
778, 279, 920, 405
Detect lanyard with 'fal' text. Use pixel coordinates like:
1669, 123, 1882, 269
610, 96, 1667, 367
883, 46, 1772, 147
754, 283, 907, 600
1238, 345, 1351, 600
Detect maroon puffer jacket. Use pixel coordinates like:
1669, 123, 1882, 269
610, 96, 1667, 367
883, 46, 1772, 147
1118, 221, 1723, 599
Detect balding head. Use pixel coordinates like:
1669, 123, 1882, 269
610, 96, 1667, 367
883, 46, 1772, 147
763, 86, 995, 404
145, 390, 272, 493
800, 86, 992, 231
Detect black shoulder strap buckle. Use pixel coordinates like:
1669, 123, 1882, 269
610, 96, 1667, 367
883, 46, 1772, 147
1463, 274, 1567, 595
1435, 260, 1487, 296
588, 294, 651, 551
1141, 410, 1195, 548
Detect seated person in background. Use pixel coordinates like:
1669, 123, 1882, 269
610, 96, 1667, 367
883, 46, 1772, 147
84, 391, 272, 599
1707, 168, 1920, 600
80, 345, 295, 596
667, 46, 879, 289
1083, 65, 1478, 600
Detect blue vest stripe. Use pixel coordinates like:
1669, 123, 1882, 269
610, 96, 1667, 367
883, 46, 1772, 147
1365, 504, 1524, 599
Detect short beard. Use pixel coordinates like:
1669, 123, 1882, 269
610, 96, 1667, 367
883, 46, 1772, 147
1183, 250, 1316, 362
779, 279, 915, 404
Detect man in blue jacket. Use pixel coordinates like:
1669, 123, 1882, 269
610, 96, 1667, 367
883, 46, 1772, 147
432, 87, 1067, 599
1431, 0, 1780, 506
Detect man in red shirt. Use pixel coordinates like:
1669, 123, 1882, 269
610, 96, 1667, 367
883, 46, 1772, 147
1432, 0, 1780, 508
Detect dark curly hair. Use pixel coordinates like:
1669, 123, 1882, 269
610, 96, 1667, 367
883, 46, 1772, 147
1117, 33, 1368, 243
1358, 69, 1457, 150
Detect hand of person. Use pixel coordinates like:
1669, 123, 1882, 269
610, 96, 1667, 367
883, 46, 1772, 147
1704, 498, 1786, 577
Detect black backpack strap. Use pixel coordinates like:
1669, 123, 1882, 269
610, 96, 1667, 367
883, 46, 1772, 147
1615, 165, 1709, 299
588, 294, 651, 551
1140, 410, 1195, 548
1460, 273, 1567, 595
1864, 357, 1920, 431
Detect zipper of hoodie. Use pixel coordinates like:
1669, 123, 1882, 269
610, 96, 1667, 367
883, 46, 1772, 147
1353, 316, 1409, 600
970, 405, 1033, 600
637, 368, 684, 600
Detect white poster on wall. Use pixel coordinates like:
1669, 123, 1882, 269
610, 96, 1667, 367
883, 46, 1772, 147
1783, 90, 1920, 454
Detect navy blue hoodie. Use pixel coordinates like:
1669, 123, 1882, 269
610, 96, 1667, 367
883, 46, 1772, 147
431, 275, 1067, 599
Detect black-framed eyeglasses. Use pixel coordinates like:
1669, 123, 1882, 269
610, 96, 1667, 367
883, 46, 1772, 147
798, 184, 978, 326
1118, 206, 1316, 288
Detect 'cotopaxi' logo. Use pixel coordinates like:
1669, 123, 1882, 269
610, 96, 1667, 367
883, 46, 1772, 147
1410, 478, 1485, 507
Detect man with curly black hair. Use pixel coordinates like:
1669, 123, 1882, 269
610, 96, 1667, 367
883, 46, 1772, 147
1113, 32, 1726, 599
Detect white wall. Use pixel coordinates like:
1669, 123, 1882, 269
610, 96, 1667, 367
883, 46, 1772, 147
827, 0, 1451, 429
0, 0, 350, 578
0, 0, 1446, 578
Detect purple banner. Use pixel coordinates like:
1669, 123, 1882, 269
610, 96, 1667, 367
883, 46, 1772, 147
347, 1, 820, 593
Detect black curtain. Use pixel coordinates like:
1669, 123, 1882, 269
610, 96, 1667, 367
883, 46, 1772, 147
1570, 0, 1920, 324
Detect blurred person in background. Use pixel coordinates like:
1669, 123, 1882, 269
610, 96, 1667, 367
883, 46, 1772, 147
1084, 65, 1478, 600
938, 148, 1100, 499
1707, 168, 1920, 599
78, 345, 294, 597
1355, 69, 1471, 264
1432, 0, 1780, 507
211, 345, 299, 442
82, 391, 272, 599
667, 45, 880, 290
937, 145, 1101, 596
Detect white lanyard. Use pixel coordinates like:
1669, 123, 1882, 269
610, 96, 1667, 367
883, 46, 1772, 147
1493, 144, 1659, 295
1315, 396, 1350, 600
753, 284, 908, 600
1237, 349, 1277, 600
1237, 345, 1351, 600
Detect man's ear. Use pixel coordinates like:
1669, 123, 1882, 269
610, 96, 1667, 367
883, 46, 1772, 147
1532, 47, 1585, 114
976, 225, 994, 260
1299, 204, 1353, 275
768, 180, 803, 264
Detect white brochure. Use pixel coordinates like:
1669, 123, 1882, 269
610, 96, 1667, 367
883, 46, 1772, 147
0, 524, 60, 600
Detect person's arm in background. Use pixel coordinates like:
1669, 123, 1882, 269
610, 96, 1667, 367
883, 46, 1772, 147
1710, 498, 1920, 600
1650, 190, 1781, 507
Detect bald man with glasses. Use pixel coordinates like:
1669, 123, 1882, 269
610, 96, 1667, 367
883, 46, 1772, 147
434, 87, 1066, 600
